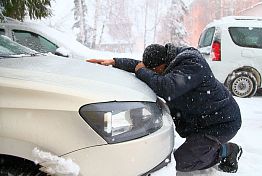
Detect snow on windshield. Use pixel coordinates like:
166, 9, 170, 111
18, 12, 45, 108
0, 35, 36, 55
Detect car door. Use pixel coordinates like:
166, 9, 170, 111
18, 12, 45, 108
198, 27, 215, 59
225, 26, 262, 73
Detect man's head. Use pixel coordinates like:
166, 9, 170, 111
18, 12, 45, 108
142, 44, 167, 68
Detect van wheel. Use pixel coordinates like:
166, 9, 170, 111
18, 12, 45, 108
227, 71, 257, 98
0, 156, 48, 176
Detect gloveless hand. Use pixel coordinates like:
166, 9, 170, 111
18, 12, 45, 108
135, 62, 146, 72
86, 59, 115, 66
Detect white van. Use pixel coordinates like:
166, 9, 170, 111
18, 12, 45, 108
198, 16, 262, 97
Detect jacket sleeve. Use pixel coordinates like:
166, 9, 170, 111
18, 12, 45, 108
135, 55, 205, 101
113, 58, 140, 73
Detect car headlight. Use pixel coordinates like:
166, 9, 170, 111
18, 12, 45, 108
79, 101, 163, 144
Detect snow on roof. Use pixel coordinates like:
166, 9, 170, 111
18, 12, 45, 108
205, 16, 262, 29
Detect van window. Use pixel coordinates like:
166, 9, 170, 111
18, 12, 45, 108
229, 27, 262, 49
12, 30, 58, 53
198, 27, 215, 48
0, 29, 5, 36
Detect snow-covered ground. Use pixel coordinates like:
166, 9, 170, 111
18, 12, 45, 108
152, 95, 262, 176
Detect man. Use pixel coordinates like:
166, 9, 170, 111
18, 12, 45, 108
87, 43, 242, 173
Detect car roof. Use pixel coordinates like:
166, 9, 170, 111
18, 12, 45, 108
1, 18, 76, 47
0, 17, 135, 59
204, 16, 262, 29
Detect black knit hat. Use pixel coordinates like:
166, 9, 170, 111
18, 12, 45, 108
142, 44, 167, 68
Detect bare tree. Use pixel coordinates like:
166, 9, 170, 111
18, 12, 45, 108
158, 0, 188, 46
106, 0, 133, 52
73, 0, 88, 45
143, 0, 149, 49
152, 0, 160, 43
91, 0, 100, 49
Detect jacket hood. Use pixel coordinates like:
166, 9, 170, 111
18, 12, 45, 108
165, 43, 196, 64
165, 43, 178, 65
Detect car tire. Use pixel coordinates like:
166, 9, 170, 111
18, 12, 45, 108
0, 156, 47, 176
227, 71, 258, 98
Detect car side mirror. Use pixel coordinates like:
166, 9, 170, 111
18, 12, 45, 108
55, 47, 69, 57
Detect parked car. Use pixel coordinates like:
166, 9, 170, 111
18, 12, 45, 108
0, 35, 175, 176
198, 16, 262, 98
0, 17, 129, 60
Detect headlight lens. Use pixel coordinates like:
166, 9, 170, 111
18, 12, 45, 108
79, 101, 163, 144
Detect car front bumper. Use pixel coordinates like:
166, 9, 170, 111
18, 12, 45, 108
64, 113, 175, 176
141, 151, 172, 176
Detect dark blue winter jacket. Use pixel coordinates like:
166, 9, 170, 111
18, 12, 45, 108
114, 44, 241, 138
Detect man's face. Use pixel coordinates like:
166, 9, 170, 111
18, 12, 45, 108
150, 64, 166, 74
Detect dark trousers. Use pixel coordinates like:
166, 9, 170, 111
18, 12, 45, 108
174, 131, 237, 172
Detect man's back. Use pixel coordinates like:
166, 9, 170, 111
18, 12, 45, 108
164, 47, 241, 138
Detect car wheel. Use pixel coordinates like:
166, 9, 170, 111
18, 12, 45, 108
227, 71, 257, 98
0, 156, 47, 176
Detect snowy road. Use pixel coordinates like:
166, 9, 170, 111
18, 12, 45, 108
152, 95, 262, 176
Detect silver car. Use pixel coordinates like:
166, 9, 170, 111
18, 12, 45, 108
0, 35, 175, 176
0, 17, 132, 60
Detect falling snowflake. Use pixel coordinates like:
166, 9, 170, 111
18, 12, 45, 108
207, 90, 211, 94
176, 112, 181, 117
188, 76, 191, 80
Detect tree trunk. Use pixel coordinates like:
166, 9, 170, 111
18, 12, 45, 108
78, 0, 86, 44
143, 0, 149, 49
91, 0, 100, 49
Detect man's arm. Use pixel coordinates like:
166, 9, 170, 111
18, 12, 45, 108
113, 58, 140, 73
135, 56, 205, 101
87, 58, 140, 73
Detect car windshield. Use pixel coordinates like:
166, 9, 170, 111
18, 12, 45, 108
0, 35, 37, 57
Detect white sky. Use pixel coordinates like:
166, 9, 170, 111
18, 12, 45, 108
152, 96, 262, 176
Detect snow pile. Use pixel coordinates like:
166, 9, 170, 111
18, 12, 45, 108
32, 147, 80, 176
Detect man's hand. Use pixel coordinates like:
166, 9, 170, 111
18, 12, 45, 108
135, 62, 145, 72
86, 59, 115, 66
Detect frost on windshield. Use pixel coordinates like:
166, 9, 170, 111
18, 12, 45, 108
32, 148, 80, 176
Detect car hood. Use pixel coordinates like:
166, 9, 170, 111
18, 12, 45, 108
0, 56, 156, 106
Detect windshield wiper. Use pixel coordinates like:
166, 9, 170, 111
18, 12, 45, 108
30, 52, 46, 56
0, 55, 22, 59
0, 53, 46, 59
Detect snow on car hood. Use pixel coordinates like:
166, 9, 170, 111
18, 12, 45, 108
0, 55, 156, 104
